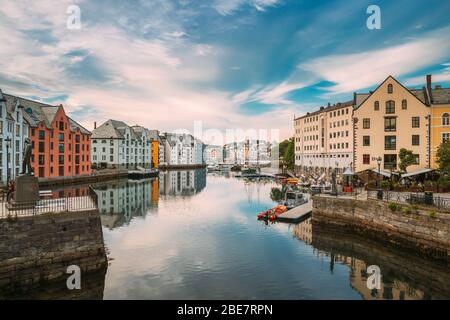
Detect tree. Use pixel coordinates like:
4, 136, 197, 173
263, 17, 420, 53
276, 138, 294, 171
398, 148, 415, 173
436, 141, 450, 175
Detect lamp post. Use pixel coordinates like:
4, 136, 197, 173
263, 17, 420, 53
5, 137, 11, 183
376, 156, 382, 189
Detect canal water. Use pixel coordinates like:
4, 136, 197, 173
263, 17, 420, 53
93, 169, 450, 300
5, 168, 449, 299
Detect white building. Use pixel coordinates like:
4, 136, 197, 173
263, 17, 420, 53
204, 145, 224, 165
162, 133, 203, 166
91, 120, 152, 170
294, 101, 354, 177
0, 89, 29, 184
224, 140, 271, 165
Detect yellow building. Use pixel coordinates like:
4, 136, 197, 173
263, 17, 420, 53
427, 75, 450, 169
151, 140, 159, 168
353, 75, 430, 173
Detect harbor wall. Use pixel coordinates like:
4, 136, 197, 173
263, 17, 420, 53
312, 196, 450, 262
0, 209, 107, 295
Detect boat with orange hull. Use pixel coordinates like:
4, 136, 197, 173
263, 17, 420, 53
257, 205, 288, 221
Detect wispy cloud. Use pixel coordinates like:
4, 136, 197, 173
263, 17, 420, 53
213, 0, 280, 15
298, 27, 450, 94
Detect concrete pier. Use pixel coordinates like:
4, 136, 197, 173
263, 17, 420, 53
277, 202, 313, 223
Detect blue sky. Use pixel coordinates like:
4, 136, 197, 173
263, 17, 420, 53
0, 0, 449, 140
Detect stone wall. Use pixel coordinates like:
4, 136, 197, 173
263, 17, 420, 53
0, 210, 107, 295
312, 196, 450, 262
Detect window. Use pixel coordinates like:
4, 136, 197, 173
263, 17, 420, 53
384, 154, 397, 170
59, 133, 64, 141
442, 133, 450, 143
412, 135, 420, 146
38, 142, 45, 153
363, 136, 370, 146
58, 155, 64, 165
363, 118, 370, 129
38, 155, 45, 165
59, 121, 64, 131
385, 136, 396, 150
38, 130, 45, 140
413, 154, 419, 165
374, 101, 379, 111
402, 99, 407, 110
443, 113, 450, 126
59, 143, 64, 153
387, 84, 393, 94
412, 117, 420, 128
384, 117, 396, 132
386, 100, 395, 114
363, 154, 370, 165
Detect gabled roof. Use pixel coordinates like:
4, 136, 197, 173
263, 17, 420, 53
68, 117, 91, 135
1, 91, 89, 134
353, 75, 429, 111
92, 119, 126, 139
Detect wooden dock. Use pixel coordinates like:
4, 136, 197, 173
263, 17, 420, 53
277, 202, 312, 223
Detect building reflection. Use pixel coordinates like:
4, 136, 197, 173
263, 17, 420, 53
92, 178, 157, 229
293, 219, 312, 245
159, 168, 206, 196
292, 220, 450, 300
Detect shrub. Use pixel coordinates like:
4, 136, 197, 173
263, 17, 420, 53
388, 202, 398, 211
429, 211, 437, 219
402, 206, 412, 215
411, 204, 419, 214
380, 180, 391, 190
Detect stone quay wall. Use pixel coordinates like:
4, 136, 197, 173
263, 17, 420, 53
0, 209, 107, 294
312, 196, 450, 262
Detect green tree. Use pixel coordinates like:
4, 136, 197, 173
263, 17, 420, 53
276, 138, 294, 170
436, 141, 450, 175
398, 148, 415, 173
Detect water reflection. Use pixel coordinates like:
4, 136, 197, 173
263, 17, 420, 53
159, 169, 206, 196
293, 222, 450, 300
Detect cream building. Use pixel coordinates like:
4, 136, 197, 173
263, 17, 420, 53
353, 76, 430, 173
294, 101, 353, 176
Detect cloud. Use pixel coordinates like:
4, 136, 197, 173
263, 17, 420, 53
213, 0, 279, 15
298, 27, 450, 94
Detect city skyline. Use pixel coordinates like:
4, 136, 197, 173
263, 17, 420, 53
0, 0, 449, 141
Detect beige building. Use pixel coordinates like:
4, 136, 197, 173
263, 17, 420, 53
353, 75, 430, 173
294, 101, 353, 176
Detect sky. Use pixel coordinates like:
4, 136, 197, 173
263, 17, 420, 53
0, 0, 449, 142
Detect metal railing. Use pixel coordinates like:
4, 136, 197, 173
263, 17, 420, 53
367, 190, 450, 211
0, 195, 97, 218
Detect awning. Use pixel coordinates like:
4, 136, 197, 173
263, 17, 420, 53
401, 168, 434, 178
343, 167, 354, 176
367, 168, 399, 178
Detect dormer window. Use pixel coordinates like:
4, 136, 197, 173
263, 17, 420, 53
387, 84, 393, 94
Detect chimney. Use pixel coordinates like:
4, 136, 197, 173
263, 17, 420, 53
426, 74, 433, 104
327, 103, 331, 107
94, 122, 97, 129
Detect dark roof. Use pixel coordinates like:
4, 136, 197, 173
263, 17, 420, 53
1, 90, 90, 134
431, 88, 450, 104
294, 100, 353, 120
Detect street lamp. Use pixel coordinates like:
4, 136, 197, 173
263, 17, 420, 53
5, 137, 12, 183
376, 156, 382, 189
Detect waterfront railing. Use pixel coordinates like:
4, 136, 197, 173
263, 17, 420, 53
367, 190, 450, 211
0, 195, 98, 218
